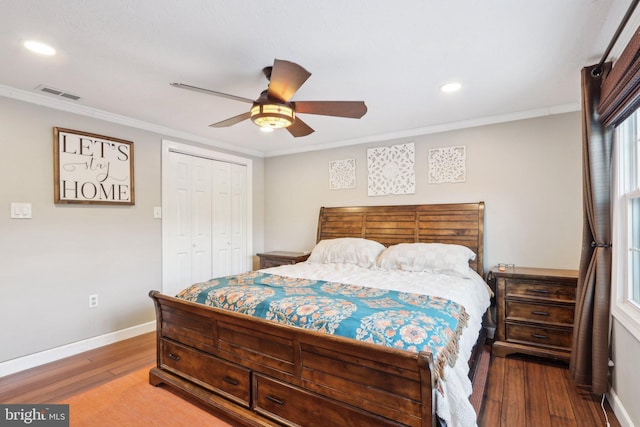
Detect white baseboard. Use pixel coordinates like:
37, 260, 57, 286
0, 321, 156, 378
608, 387, 637, 427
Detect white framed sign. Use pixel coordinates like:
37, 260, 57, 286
53, 128, 135, 205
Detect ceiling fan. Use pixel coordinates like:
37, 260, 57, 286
171, 59, 367, 137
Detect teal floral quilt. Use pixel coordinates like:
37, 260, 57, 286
176, 271, 469, 382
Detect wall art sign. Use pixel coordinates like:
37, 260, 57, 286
428, 145, 466, 184
367, 142, 415, 196
329, 158, 356, 190
53, 128, 135, 205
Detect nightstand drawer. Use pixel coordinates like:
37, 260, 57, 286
260, 257, 293, 268
505, 323, 572, 349
506, 301, 575, 326
505, 280, 575, 303
257, 251, 310, 269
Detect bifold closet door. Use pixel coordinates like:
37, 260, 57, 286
211, 161, 247, 277
163, 151, 247, 296
163, 152, 212, 296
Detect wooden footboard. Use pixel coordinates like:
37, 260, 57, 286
149, 290, 437, 427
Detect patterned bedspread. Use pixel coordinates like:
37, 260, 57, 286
176, 271, 469, 383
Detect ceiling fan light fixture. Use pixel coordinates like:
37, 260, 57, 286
250, 103, 295, 129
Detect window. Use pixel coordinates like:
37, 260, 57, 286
629, 196, 640, 304
613, 110, 640, 339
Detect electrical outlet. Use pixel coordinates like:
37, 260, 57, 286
89, 294, 99, 308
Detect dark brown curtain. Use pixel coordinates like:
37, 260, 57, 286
570, 64, 613, 394
572, 26, 640, 393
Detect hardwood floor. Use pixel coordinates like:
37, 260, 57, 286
478, 353, 621, 427
0, 332, 156, 404
0, 333, 621, 427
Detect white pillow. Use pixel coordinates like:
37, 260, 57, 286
376, 243, 476, 277
307, 238, 385, 268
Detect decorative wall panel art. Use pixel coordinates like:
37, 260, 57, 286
367, 142, 415, 196
428, 146, 466, 184
329, 158, 356, 190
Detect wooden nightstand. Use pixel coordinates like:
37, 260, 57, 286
491, 266, 578, 362
256, 251, 310, 269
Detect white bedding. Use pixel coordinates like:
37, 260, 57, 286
261, 262, 492, 427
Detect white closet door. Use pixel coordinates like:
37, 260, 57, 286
164, 151, 195, 296
230, 163, 247, 274
190, 157, 213, 283
163, 144, 249, 295
164, 153, 213, 295
212, 161, 232, 277
211, 161, 247, 277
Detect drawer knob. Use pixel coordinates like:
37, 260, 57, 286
531, 311, 550, 316
532, 333, 550, 340
265, 395, 285, 406
527, 289, 550, 294
167, 353, 181, 361
223, 376, 239, 386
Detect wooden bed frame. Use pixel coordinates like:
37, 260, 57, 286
149, 202, 485, 427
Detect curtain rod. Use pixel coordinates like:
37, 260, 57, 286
593, 0, 640, 77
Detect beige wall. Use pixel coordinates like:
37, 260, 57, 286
264, 112, 583, 270
263, 111, 640, 426
2, 95, 637, 425
611, 320, 640, 425
0, 96, 265, 363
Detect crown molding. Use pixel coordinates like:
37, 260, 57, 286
0, 83, 579, 159
0, 84, 264, 158
263, 103, 581, 157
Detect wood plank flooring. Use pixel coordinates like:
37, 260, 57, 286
478, 353, 621, 427
0, 333, 621, 427
0, 332, 156, 404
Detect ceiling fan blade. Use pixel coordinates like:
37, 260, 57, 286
209, 111, 252, 128
171, 83, 255, 104
267, 59, 311, 103
294, 101, 368, 119
287, 117, 314, 137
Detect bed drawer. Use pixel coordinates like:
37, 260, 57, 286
505, 301, 575, 326
505, 323, 572, 350
161, 339, 251, 407
253, 374, 405, 427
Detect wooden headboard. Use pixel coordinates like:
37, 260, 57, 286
316, 202, 485, 276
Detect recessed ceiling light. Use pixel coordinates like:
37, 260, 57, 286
440, 82, 462, 93
24, 40, 56, 56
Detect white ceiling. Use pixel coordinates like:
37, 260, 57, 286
0, 0, 634, 157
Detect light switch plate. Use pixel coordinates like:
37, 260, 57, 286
11, 202, 32, 219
